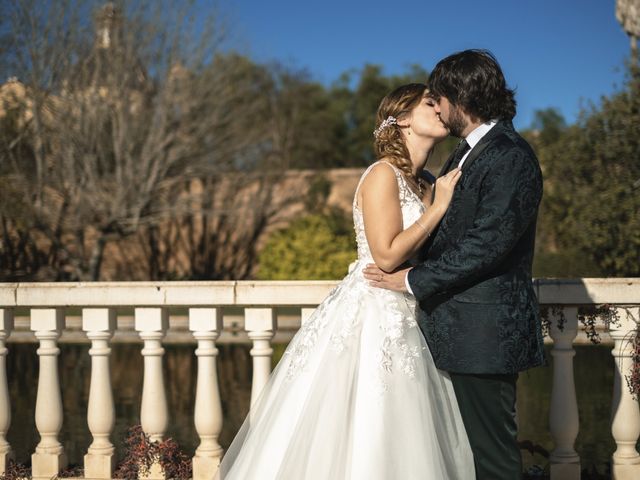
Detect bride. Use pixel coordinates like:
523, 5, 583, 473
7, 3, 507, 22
217, 83, 475, 479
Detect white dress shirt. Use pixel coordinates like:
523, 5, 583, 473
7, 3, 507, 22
404, 120, 498, 294
458, 120, 497, 167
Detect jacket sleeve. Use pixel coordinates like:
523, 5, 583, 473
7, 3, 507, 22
407, 148, 542, 302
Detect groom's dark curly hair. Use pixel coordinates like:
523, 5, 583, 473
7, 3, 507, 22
428, 49, 516, 122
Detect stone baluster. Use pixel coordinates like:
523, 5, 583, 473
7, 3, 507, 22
189, 308, 224, 480
245, 308, 276, 407
548, 306, 580, 480
0, 309, 13, 474
135, 307, 169, 480
610, 307, 640, 480
30, 308, 67, 480
83, 308, 117, 479
300, 307, 316, 326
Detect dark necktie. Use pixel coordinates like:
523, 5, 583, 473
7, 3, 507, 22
450, 139, 470, 171
441, 139, 470, 176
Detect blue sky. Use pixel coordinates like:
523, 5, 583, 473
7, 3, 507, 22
216, 0, 631, 130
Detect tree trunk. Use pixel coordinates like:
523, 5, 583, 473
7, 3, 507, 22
88, 236, 107, 281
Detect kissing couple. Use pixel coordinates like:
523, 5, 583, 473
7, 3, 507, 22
218, 49, 545, 480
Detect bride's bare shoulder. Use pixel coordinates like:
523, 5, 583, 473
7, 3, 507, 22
355, 160, 399, 209
360, 160, 398, 190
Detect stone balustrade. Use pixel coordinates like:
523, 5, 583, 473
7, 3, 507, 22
0, 278, 638, 480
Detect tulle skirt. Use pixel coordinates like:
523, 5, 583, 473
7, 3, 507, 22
217, 263, 475, 479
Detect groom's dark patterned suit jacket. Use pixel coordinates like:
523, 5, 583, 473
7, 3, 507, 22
408, 120, 545, 374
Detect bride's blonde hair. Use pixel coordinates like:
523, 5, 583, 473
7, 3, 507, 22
373, 83, 427, 179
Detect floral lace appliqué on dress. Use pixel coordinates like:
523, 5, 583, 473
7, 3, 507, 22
284, 161, 426, 389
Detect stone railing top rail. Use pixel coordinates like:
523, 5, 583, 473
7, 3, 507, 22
0, 278, 638, 307
534, 277, 639, 304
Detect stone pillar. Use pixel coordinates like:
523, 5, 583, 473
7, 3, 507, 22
549, 307, 580, 480
0, 309, 13, 474
30, 308, 67, 480
611, 307, 640, 480
135, 307, 169, 480
189, 308, 224, 480
83, 308, 116, 479
245, 308, 276, 407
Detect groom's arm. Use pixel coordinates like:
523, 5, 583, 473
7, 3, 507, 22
407, 149, 542, 302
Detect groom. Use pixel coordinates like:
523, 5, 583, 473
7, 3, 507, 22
364, 49, 545, 479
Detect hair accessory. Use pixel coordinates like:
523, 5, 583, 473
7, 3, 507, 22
373, 116, 398, 138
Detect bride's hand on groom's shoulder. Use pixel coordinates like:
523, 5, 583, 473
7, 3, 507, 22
363, 263, 411, 292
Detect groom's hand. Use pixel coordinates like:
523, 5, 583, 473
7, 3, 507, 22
363, 264, 411, 292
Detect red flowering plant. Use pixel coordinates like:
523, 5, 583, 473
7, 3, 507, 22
114, 425, 192, 480
0, 460, 30, 480
626, 322, 640, 399
0, 425, 192, 480
540, 304, 640, 398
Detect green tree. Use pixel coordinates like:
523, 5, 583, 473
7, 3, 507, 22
533, 62, 640, 276
267, 63, 431, 169
257, 213, 357, 280
344, 64, 430, 166
531, 107, 567, 146
265, 66, 351, 169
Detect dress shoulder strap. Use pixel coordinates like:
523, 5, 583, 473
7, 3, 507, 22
352, 160, 403, 208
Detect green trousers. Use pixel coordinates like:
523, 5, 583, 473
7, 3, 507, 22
449, 373, 522, 480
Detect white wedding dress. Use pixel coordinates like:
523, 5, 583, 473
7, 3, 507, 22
218, 161, 475, 479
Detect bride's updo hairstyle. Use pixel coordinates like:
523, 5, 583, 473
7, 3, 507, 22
373, 83, 427, 179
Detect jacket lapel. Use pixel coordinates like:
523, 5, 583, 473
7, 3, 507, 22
461, 120, 512, 172
431, 121, 513, 204
459, 141, 490, 172
426, 120, 513, 255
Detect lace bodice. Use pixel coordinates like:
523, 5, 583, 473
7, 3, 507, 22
353, 161, 426, 261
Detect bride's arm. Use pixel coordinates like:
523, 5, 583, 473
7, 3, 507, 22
359, 163, 460, 272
